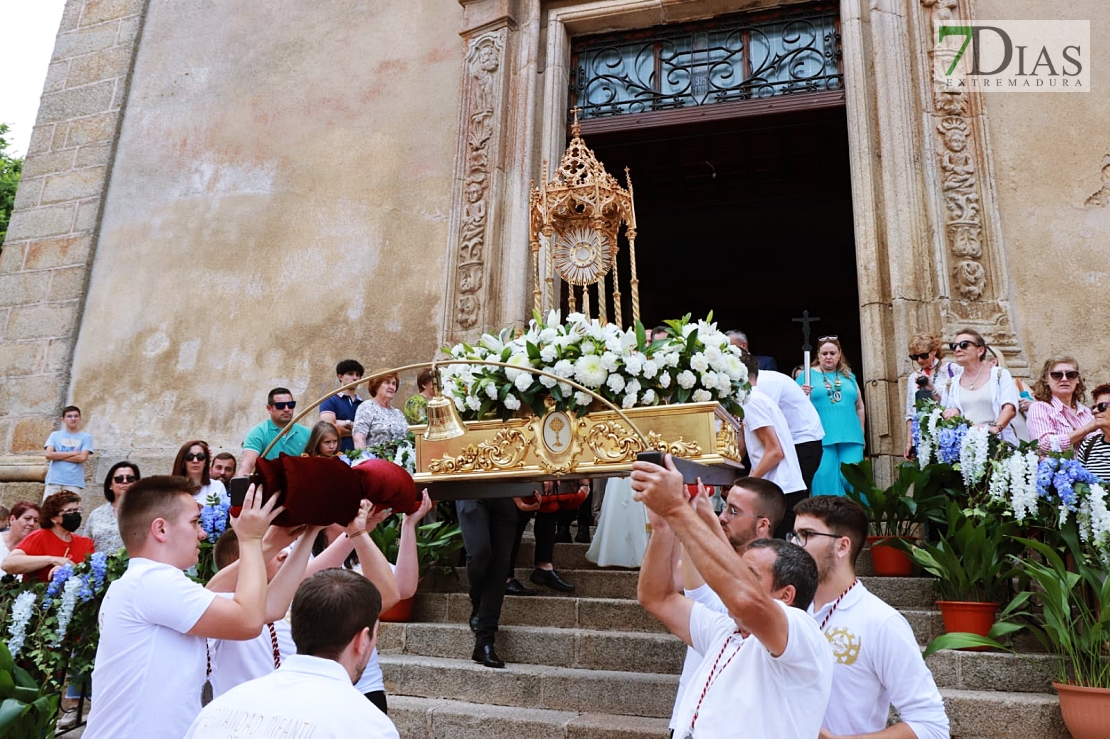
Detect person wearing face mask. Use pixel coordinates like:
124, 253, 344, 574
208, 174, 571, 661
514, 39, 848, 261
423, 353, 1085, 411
2, 491, 94, 582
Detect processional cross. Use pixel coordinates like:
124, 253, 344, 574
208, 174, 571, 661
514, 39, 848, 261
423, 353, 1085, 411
792, 310, 821, 387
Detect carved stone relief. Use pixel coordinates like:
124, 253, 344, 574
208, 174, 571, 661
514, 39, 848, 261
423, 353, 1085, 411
448, 30, 508, 333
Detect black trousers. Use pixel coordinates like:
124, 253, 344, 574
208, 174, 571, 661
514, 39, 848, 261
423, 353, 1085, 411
507, 509, 556, 579
795, 440, 824, 494
456, 498, 517, 646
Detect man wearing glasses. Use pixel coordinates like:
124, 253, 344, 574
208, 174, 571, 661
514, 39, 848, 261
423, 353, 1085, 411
239, 387, 312, 476
790, 496, 949, 739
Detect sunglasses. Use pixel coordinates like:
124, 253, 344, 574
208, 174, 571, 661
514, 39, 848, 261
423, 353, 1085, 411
112, 474, 137, 483
184, 452, 207, 462
949, 340, 981, 351
818, 335, 838, 342
1095, 402, 1110, 414
908, 352, 931, 361
1049, 370, 1080, 381
272, 401, 297, 410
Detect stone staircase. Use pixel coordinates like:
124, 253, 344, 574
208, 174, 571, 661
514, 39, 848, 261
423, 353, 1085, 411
379, 538, 1068, 739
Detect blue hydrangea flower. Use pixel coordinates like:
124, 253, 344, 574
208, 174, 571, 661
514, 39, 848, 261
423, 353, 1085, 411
199, 501, 231, 543
937, 424, 968, 465
43, 562, 74, 609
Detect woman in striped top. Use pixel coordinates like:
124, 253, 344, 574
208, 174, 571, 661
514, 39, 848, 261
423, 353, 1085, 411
1076, 384, 1110, 483
1025, 356, 1098, 455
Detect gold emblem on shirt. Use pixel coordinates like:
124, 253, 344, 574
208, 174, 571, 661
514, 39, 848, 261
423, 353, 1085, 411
826, 627, 861, 665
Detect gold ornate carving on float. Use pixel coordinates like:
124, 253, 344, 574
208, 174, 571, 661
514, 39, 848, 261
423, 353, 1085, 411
530, 109, 639, 326
415, 401, 739, 484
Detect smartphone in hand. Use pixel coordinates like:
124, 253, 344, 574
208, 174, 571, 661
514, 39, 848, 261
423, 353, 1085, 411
227, 476, 251, 516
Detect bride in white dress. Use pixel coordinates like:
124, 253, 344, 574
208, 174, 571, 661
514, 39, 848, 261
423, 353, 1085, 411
586, 476, 650, 568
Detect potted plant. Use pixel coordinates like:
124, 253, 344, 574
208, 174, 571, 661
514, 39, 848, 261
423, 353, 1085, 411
0, 641, 60, 739
924, 520, 1110, 738
370, 515, 464, 622
903, 502, 1022, 644
841, 460, 945, 576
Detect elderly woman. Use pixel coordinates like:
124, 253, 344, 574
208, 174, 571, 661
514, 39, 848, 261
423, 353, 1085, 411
1077, 383, 1110, 482
935, 328, 1019, 444
0, 502, 41, 574
798, 336, 865, 496
353, 370, 410, 449
86, 461, 140, 554
1025, 356, 1097, 454
172, 439, 228, 504
903, 333, 947, 459
2, 491, 94, 582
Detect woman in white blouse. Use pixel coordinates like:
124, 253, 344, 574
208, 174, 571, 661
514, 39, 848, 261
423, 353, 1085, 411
934, 328, 1019, 445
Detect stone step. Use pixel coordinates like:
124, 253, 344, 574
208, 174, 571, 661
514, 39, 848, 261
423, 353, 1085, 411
927, 650, 1059, 694
391, 696, 671, 739
414, 592, 667, 633
941, 688, 1067, 738
381, 654, 678, 719
379, 622, 686, 675
423, 568, 936, 608
513, 536, 879, 575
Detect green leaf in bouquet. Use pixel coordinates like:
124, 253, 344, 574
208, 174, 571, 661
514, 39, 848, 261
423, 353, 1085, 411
635, 320, 646, 349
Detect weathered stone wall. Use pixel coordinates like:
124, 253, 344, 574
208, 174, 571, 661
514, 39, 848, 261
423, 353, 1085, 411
976, 0, 1110, 382
0, 0, 147, 502
1, 0, 463, 504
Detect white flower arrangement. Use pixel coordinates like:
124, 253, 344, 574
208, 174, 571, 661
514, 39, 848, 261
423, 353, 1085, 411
958, 425, 992, 488
6, 591, 37, 658
441, 311, 751, 420
915, 407, 944, 467
52, 576, 83, 647
988, 449, 1040, 523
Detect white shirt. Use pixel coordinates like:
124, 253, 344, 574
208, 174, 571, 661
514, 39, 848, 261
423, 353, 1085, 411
753, 371, 825, 444
210, 595, 297, 698
673, 600, 833, 739
936, 364, 1020, 445
670, 584, 728, 730
185, 654, 399, 739
195, 480, 229, 506
742, 387, 806, 494
812, 583, 950, 739
85, 558, 218, 739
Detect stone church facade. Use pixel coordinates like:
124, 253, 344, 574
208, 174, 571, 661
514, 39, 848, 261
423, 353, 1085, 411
0, 0, 1107, 498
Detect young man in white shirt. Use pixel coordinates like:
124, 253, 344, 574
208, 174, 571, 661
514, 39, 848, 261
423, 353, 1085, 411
633, 455, 833, 739
791, 495, 950, 739
185, 569, 399, 739
84, 475, 282, 739
739, 352, 808, 537
750, 369, 826, 493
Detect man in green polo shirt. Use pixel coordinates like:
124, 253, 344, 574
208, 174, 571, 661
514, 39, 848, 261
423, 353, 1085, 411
240, 387, 312, 475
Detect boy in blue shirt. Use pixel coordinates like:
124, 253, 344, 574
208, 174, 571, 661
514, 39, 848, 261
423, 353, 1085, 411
43, 405, 94, 498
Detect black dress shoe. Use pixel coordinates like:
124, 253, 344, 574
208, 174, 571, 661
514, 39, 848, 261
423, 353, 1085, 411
530, 567, 575, 592
505, 578, 539, 596
472, 644, 505, 668
469, 606, 479, 632
554, 527, 573, 544
575, 526, 592, 544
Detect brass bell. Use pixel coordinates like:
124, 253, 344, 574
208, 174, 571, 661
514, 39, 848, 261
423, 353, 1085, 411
424, 366, 465, 441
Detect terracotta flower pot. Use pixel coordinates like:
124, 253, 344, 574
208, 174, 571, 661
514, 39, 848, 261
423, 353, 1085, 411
936, 600, 998, 651
1054, 682, 1110, 739
866, 535, 914, 576
379, 595, 415, 623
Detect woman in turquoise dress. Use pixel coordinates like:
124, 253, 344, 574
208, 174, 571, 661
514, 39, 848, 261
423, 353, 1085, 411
796, 336, 866, 496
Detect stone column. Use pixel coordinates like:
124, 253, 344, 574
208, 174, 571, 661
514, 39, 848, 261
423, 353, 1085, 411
442, 0, 522, 345
0, 0, 147, 473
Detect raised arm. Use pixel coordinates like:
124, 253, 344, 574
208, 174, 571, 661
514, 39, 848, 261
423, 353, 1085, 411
396, 490, 434, 600
637, 508, 693, 645
260, 527, 321, 623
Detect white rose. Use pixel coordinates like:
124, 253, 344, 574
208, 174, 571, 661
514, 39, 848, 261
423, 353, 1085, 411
692, 389, 712, 402
665, 352, 680, 367
504, 395, 522, 410
539, 374, 557, 388
704, 346, 722, 363
574, 390, 593, 406
558, 382, 573, 396
659, 371, 672, 388
622, 392, 638, 409
484, 383, 499, 400
701, 371, 718, 389
515, 373, 533, 392
690, 353, 709, 372
540, 345, 558, 363
624, 353, 644, 376
625, 378, 641, 396
677, 370, 697, 389
605, 335, 623, 354
642, 389, 656, 405
601, 352, 620, 372
553, 359, 575, 378
466, 395, 482, 411
453, 396, 466, 411
641, 359, 659, 379
607, 374, 626, 394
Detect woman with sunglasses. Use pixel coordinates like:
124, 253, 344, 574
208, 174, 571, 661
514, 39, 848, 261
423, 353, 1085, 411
936, 329, 1019, 444
86, 461, 141, 554
1026, 356, 1097, 454
798, 336, 865, 496
171, 439, 228, 505
1076, 384, 1110, 482
353, 370, 409, 450
903, 333, 947, 459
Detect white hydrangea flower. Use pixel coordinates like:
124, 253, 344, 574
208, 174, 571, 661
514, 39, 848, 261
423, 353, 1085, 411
557, 381, 573, 396
625, 378, 641, 396
504, 394, 522, 411
465, 395, 482, 411
659, 371, 672, 388
574, 390, 593, 406
575, 354, 608, 388
622, 392, 638, 409
623, 353, 644, 377
641, 359, 659, 379
690, 353, 709, 372
515, 373, 533, 392
701, 371, 718, 389
539, 374, 557, 388
540, 345, 558, 363
553, 359, 575, 378
607, 373, 626, 394
692, 389, 712, 403
704, 345, 722, 363
665, 352, 681, 367
601, 352, 620, 372
642, 389, 656, 405
484, 383, 499, 400
677, 370, 697, 389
